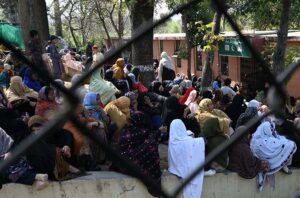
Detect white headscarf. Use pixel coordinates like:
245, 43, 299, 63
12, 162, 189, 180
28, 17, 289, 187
158, 52, 175, 82
250, 121, 297, 191
248, 99, 260, 110
185, 90, 197, 106
168, 119, 205, 198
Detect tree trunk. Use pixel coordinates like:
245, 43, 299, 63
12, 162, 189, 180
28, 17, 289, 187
129, 0, 154, 66
181, 9, 192, 79
273, 0, 291, 75
201, 11, 222, 90
18, 0, 31, 49
54, 0, 63, 37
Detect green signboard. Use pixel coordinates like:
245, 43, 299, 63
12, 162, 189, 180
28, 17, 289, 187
219, 38, 251, 58
0, 23, 25, 49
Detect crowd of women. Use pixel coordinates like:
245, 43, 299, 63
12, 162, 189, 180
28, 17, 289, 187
0, 36, 300, 197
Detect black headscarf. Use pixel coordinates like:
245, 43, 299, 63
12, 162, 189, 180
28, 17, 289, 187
226, 94, 247, 129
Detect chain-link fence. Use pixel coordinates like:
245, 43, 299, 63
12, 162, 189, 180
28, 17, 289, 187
0, 0, 300, 197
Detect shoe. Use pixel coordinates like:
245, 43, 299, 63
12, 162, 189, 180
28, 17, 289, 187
35, 174, 48, 182
204, 169, 216, 176
281, 166, 292, 175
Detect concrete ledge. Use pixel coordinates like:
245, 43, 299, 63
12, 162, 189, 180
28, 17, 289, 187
2, 170, 300, 198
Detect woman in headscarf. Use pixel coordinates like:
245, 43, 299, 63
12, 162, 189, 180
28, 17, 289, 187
111, 111, 161, 197
89, 63, 119, 105
0, 127, 49, 190
157, 51, 175, 82
150, 81, 165, 96
127, 67, 148, 93
201, 117, 229, 170
52, 79, 65, 106
179, 79, 193, 95
212, 75, 222, 92
125, 91, 138, 113
6, 76, 38, 115
0, 88, 28, 143
137, 93, 163, 130
81, 92, 108, 166
212, 89, 223, 110
26, 116, 81, 181
23, 68, 42, 92
184, 90, 199, 115
225, 94, 247, 129
196, 98, 231, 136
83, 92, 108, 122
250, 121, 297, 191
169, 84, 180, 97
0, 63, 13, 89
228, 119, 270, 179
111, 58, 125, 80
104, 96, 130, 143
179, 86, 195, 105
162, 96, 200, 138
168, 119, 205, 198
35, 86, 58, 119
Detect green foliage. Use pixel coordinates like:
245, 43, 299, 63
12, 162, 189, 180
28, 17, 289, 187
285, 47, 300, 68
154, 19, 182, 33
261, 41, 300, 70
195, 21, 224, 52
165, 0, 214, 47
230, 0, 300, 30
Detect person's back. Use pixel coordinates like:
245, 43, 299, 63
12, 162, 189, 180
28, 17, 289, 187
221, 78, 236, 100
168, 119, 205, 198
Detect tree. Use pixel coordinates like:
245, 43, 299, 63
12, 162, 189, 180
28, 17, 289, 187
126, 0, 154, 66
93, 0, 129, 49
50, 0, 71, 37
166, 0, 214, 79
273, 0, 291, 75
17, 0, 50, 50
0, 0, 18, 23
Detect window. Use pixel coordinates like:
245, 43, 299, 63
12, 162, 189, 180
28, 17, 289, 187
175, 40, 181, 68
177, 57, 181, 68
196, 46, 203, 71
175, 40, 181, 52
160, 40, 164, 53
220, 56, 229, 76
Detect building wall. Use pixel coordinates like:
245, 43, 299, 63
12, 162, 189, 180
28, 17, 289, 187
108, 37, 300, 97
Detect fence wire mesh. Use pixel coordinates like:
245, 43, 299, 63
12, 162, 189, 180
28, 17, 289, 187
0, 0, 300, 197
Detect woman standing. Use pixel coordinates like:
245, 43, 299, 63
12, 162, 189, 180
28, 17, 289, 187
157, 52, 175, 82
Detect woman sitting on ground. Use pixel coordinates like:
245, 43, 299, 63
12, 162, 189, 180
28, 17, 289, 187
82, 92, 108, 165
168, 119, 205, 198
0, 127, 49, 190
137, 93, 163, 130
104, 96, 131, 143
250, 121, 297, 191
0, 63, 13, 89
26, 116, 81, 181
184, 90, 200, 115
111, 111, 161, 197
35, 86, 58, 119
196, 98, 231, 136
23, 68, 42, 92
5, 76, 38, 115
0, 88, 29, 144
